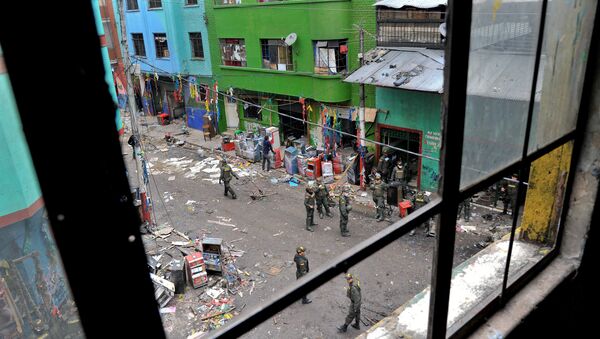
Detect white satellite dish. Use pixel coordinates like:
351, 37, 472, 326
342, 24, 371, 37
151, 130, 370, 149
439, 23, 446, 37
284, 33, 297, 46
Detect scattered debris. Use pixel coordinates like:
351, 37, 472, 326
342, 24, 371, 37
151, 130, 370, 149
207, 220, 236, 227
159, 306, 177, 314
168, 176, 176, 181
273, 231, 284, 237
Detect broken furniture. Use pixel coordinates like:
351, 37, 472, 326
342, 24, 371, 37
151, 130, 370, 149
202, 238, 223, 273
184, 252, 208, 289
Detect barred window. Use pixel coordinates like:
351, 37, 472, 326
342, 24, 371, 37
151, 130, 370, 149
148, 0, 162, 9
260, 39, 293, 71
154, 33, 169, 58
131, 33, 145, 57
189, 33, 204, 59
127, 0, 138, 10
185, 0, 198, 5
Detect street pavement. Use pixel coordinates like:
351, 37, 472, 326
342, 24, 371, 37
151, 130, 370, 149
121, 114, 509, 339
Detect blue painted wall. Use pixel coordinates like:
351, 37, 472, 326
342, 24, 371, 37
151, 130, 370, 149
120, 0, 212, 77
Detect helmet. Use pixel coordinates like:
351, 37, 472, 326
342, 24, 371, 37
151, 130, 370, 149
345, 273, 353, 280
296, 246, 305, 253
375, 173, 381, 179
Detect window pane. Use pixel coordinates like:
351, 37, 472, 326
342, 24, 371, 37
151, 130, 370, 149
460, 0, 544, 189
527, 1, 598, 153
1, 57, 83, 338
507, 142, 573, 286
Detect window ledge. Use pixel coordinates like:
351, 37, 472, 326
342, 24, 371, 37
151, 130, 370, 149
215, 0, 349, 10
219, 65, 344, 80
147, 7, 163, 11
191, 57, 205, 61
184, 5, 200, 8
126, 9, 140, 12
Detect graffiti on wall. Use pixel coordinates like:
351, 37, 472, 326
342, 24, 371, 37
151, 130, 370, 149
422, 164, 440, 189
424, 131, 441, 151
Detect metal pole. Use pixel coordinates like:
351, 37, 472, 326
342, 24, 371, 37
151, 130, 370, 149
117, 0, 152, 225
359, 26, 367, 190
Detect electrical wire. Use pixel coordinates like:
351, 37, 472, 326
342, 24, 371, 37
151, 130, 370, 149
130, 55, 440, 161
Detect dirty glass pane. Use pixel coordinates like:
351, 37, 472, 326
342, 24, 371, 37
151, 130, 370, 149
527, 1, 598, 153
460, 0, 544, 189
126, 111, 437, 337
0, 60, 84, 338
236, 224, 436, 339
447, 177, 516, 335
507, 142, 573, 287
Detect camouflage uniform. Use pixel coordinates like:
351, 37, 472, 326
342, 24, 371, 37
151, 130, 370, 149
370, 177, 388, 221
410, 191, 435, 236
294, 247, 311, 304
502, 179, 518, 215
338, 274, 362, 332
377, 152, 392, 183
304, 187, 318, 231
457, 197, 472, 222
219, 161, 239, 199
339, 189, 351, 237
315, 180, 333, 219
390, 161, 407, 202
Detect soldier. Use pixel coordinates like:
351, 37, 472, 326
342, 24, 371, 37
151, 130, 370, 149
339, 184, 352, 237
304, 185, 318, 232
294, 246, 312, 304
315, 178, 333, 219
370, 173, 388, 222
502, 175, 518, 215
390, 159, 407, 202
491, 181, 501, 208
337, 273, 362, 333
457, 196, 472, 222
409, 191, 435, 236
377, 149, 392, 183
219, 159, 239, 199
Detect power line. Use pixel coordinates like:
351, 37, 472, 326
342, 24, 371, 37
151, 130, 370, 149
130, 55, 440, 161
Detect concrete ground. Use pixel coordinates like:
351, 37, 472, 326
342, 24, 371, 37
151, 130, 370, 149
121, 114, 511, 339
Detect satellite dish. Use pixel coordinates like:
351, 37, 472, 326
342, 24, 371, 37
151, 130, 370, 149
439, 23, 446, 37
284, 33, 297, 46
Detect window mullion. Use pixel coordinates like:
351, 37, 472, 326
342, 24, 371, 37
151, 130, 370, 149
428, 1, 472, 338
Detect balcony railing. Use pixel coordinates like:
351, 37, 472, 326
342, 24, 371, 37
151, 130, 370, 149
376, 9, 445, 49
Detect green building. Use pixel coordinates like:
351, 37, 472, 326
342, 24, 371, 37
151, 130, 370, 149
206, 0, 376, 146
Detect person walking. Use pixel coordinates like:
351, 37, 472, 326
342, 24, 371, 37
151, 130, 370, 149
370, 173, 388, 222
262, 135, 274, 171
219, 159, 239, 199
337, 273, 362, 332
294, 246, 312, 304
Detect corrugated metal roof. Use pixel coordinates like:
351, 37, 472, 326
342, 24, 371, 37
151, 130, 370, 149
343, 48, 444, 93
373, 0, 447, 9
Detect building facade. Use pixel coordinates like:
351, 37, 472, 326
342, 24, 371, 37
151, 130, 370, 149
206, 0, 376, 146
119, 0, 213, 125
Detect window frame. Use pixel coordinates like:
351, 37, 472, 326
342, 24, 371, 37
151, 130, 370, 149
185, 0, 198, 5
376, 6, 446, 49
219, 38, 247, 67
131, 33, 146, 57
148, 0, 162, 9
126, 0, 139, 11
260, 39, 294, 72
153, 33, 169, 59
0, 1, 597, 338
313, 39, 348, 75
189, 32, 204, 59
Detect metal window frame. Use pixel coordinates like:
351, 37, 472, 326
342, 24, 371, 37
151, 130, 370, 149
148, 0, 162, 9
153, 33, 169, 58
219, 38, 247, 67
132, 33, 146, 57
189, 32, 204, 58
260, 39, 294, 71
0, 1, 597, 339
127, 0, 139, 11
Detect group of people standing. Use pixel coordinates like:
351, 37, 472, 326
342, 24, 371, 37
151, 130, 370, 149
304, 179, 353, 237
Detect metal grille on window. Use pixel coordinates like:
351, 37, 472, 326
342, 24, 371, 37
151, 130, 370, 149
127, 0, 138, 10
132, 33, 145, 57
189, 33, 204, 58
154, 33, 169, 58
376, 7, 445, 48
148, 0, 162, 9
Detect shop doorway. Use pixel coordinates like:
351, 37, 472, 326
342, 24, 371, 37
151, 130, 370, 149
279, 102, 306, 142
379, 126, 422, 189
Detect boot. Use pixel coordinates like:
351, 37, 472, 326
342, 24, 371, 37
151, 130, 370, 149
232, 194, 237, 200
342, 232, 351, 237
337, 324, 348, 333
302, 298, 312, 304
306, 226, 314, 232
319, 212, 324, 219
409, 229, 416, 236
351, 322, 360, 330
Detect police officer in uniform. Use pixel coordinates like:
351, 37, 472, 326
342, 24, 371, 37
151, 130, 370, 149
304, 185, 318, 232
339, 184, 352, 237
377, 149, 392, 183
457, 196, 472, 222
370, 173, 388, 222
219, 159, 239, 199
410, 191, 435, 236
315, 178, 333, 219
337, 273, 362, 332
294, 246, 312, 304
390, 159, 407, 202
502, 175, 518, 215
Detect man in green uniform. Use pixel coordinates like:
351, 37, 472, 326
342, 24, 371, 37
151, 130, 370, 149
502, 175, 518, 215
409, 191, 435, 236
390, 159, 407, 202
315, 178, 333, 219
377, 149, 392, 183
339, 184, 352, 237
457, 196, 472, 222
304, 185, 318, 232
337, 273, 362, 332
219, 159, 239, 199
370, 173, 388, 222
294, 246, 312, 304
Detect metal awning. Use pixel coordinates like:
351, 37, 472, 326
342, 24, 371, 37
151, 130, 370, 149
343, 48, 444, 93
